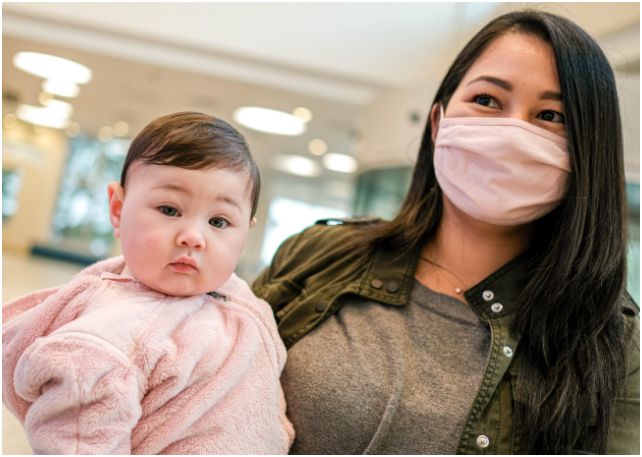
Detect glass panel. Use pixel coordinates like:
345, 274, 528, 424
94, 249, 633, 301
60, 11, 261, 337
260, 197, 349, 266
626, 182, 640, 304
2, 168, 23, 220
354, 166, 412, 219
50, 136, 128, 257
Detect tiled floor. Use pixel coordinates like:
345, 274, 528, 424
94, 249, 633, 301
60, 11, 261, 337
3, 251, 83, 455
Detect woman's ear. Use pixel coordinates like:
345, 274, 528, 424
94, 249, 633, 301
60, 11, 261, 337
107, 182, 125, 238
250, 217, 257, 228
430, 103, 441, 144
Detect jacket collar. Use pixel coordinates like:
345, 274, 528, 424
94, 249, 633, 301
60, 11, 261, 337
358, 244, 422, 305
358, 242, 532, 318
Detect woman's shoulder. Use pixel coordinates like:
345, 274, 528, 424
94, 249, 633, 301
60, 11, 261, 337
618, 291, 639, 378
620, 292, 639, 340
252, 217, 383, 305
268, 217, 382, 269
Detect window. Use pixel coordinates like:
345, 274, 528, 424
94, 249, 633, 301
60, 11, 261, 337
260, 197, 349, 266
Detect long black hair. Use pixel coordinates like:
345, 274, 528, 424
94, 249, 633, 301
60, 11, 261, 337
360, 10, 628, 453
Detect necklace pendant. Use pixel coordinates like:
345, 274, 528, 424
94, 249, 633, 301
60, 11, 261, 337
454, 287, 463, 294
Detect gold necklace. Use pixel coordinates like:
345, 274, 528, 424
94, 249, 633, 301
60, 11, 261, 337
419, 256, 468, 295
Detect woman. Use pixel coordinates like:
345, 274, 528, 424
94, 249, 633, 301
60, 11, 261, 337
253, 10, 639, 454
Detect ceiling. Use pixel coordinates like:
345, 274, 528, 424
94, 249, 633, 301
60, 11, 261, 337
2, 2, 640, 167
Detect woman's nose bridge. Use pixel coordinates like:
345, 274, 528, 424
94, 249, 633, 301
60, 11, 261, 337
505, 101, 532, 123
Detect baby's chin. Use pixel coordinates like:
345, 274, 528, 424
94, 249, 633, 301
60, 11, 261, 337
121, 264, 231, 297
145, 281, 226, 297
132, 275, 228, 297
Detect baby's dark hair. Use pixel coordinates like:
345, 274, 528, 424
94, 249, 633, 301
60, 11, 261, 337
121, 112, 260, 218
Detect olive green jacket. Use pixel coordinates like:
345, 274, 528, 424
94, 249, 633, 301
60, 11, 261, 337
252, 220, 640, 454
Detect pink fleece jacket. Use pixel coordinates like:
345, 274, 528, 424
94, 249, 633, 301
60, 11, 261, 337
2, 256, 294, 454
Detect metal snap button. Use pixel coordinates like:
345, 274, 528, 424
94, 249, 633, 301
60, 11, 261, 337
490, 302, 503, 313
371, 279, 383, 289
502, 346, 513, 358
482, 290, 494, 301
315, 303, 325, 313
386, 281, 399, 293
476, 434, 490, 448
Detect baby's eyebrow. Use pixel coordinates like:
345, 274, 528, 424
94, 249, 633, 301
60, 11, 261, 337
152, 184, 191, 194
214, 195, 243, 213
153, 184, 244, 213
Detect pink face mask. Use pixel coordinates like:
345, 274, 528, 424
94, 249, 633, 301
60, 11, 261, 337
433, 109, 571, 226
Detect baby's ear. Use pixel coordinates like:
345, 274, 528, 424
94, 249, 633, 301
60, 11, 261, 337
107, 182, 125, 238
250, 217, 258, 228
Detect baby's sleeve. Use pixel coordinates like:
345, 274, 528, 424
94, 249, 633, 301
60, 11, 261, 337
13, 331, 142, 454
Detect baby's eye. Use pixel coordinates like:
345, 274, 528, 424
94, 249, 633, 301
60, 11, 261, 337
209, 217, 229, 229
537, 110, 565, 124
473, 93, 500, 109
159, 205, 180, 217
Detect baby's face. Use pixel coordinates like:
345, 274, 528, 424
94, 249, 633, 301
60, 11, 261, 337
109, 163, 253, 296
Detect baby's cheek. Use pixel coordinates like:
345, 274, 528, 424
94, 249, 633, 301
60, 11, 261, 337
123, 230, 165, 262
134, 226, 168, 245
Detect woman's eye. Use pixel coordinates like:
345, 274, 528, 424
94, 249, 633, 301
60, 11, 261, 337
159, 205, 180, 217
473, 94, 500, 108
538, 110, 565, 123
209, 217, 229, 229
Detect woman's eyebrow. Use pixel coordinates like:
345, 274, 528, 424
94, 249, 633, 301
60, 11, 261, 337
467, 75, 513, 91
539, 90, 562, 101
467, 75, 562, 101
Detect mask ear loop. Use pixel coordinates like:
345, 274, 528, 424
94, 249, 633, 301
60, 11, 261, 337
430, 103, 446, 195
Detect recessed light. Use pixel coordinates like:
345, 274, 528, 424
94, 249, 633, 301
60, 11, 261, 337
308, 138, 328, 156
98, 126, 114, 142
292, 107, 313, 123
44, 99, 74, 117
113, 121, 130, 137
42, 79, 80, 98
322, 152, 358, 173
233, 106, 306, 136
16, 104, 70, 129
272, 154, 321, 177
13, 52, 92, 84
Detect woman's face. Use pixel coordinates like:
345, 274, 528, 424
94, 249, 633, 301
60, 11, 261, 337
433, 32, 565, 139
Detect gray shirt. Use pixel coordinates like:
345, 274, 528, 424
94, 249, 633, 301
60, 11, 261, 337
281, 280, 491, 454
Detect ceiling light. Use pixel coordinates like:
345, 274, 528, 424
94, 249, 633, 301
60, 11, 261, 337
43, 79, 80, 98
44, 99, 74, 117
113, 121, 130, 137
272, 154, 321, 177
308, 138, 328, 156
16, 104, 70, 129
98, 126, 114, 142
233, 106, 306, 136
292, 107, 313, 123
322, 152, 358, 173
13, 52, 92, 84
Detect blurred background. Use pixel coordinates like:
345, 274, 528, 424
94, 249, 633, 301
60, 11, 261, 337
2, 2, 639, 453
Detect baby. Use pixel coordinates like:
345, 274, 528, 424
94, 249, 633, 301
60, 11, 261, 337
2, 112, 294, 454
